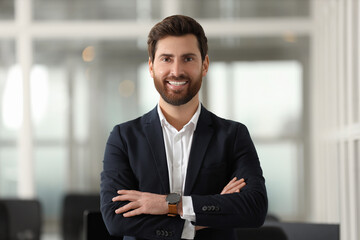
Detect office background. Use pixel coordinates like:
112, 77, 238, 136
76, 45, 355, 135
0, 0, 358, 239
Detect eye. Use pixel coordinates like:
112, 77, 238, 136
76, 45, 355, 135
161, 57, 171, 62
184, 57, 193, 62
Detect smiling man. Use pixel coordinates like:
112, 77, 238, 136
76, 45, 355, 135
100, 15, 267, 240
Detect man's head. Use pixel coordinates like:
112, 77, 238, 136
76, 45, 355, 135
147, 15, 209, 107
147, 15, 208, 63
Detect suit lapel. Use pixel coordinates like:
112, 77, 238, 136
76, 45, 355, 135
143, 107, 170, 194
184, 106, 214, 195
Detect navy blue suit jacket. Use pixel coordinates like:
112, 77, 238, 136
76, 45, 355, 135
100, 106, 267, 240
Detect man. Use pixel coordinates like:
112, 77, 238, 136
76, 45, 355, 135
100, 15, 267, 240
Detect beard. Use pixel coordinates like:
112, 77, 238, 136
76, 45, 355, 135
153, 73, 202, 106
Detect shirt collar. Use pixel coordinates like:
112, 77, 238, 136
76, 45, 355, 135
157, 103, 201, 132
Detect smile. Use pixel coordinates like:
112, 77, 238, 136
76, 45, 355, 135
167, 81, 188, 86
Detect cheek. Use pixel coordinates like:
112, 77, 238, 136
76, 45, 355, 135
153, 66, 168, 77
190, 67, 203, 78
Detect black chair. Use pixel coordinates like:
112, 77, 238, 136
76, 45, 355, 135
84, 211, 123, 240
0, 199, 42, 240
236, 226, 287, 240
61, 193, 101, 240
264, 222, 340, 240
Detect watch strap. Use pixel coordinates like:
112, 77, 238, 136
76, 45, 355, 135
168, 204, 177, 217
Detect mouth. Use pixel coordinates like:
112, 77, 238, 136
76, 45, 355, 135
167, 80, 188, 86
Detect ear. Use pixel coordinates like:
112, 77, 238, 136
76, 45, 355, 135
148, 57, 154, 78
202, 55, 209, 77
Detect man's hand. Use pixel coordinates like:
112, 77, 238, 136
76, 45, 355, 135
113, 190, 168, 217
221, 177, 246, 194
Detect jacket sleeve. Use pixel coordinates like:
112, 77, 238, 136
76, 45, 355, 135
100, 125, 185, 239
191, 124, 268, 228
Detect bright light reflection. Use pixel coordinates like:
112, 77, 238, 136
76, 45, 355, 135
2, 65, 23, 129
30, 65, 49, 125
2, 65, 49, 130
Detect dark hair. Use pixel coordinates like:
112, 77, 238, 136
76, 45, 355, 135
147, 15, 208, 62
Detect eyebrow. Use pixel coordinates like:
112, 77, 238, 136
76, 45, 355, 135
157, 53, 198, 58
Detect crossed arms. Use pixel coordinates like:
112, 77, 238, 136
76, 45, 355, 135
112, 177, 246, 219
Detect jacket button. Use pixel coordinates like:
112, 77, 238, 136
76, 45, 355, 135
202, 206, 208, 211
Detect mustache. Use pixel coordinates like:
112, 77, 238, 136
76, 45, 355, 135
164, 75, 190, 81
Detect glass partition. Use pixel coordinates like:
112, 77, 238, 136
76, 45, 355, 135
0, 40, 17, 197
0, 0, 14, 20
206, 36, 308, 220
32, 0, 309, 21
181, 0, 310, 19
33, 39, 150, 222
33, 0, 162, 20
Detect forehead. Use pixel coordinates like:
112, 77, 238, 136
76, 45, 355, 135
155, 34, 200, 56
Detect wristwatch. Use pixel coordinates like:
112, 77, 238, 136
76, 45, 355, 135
166, 193, 181, 217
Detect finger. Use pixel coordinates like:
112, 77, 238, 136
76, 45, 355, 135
221, 177, 237, 194
224, 177, 237, 187
123, 207, 143, 217
221, 180, 246, 194
221, 178, 244, 194
113, 191, 141, 202
226, 178, 245, 189
195, 226, 208, 231
117, 190, 141, 195
113, 194, 138, 202
115, 201, 140, 214
226, 182, 246, 193
226, 181, 245, 192
224, 178, 244, 190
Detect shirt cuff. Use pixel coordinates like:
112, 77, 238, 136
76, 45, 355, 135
181, 220, 195, 239
181, 196, 196, 222
180, 196, 196, 239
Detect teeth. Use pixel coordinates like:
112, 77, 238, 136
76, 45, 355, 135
168, 81, 187, 86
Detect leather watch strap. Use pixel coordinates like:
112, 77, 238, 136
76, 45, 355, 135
168, 204, 177, 217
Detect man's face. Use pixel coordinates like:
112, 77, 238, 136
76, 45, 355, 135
149, 34, 209, 106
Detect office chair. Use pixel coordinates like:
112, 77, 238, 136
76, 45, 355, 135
84, 211, 123, 240
264, 222, 340, 240
236, 226, 287, 240
0, 199, 42, 240
61, 193, 101, 240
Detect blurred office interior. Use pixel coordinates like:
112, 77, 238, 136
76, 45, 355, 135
0, 0, 359, 239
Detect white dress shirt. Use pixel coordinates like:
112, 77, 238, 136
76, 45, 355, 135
157, 104, 201, 239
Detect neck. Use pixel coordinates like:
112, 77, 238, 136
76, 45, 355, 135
159, 94, 199, 131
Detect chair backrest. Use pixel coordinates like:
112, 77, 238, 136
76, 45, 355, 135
264, 222, 340, 240
83, 211, 123, 240
61, 193, 101, 240
236, 226, 288, 240
0, 199, 42, 240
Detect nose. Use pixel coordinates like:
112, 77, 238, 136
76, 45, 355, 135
170, 59, 184, 77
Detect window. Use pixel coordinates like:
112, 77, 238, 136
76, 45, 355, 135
207, 60, 304, 219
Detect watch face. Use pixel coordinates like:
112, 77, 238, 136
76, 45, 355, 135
166, 193, 181, 204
